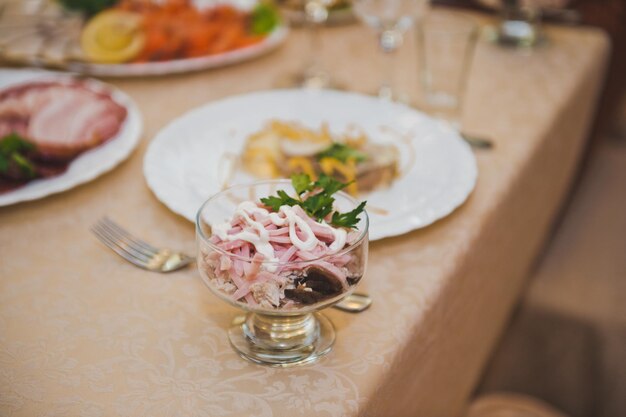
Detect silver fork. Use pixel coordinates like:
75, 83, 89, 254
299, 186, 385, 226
91, 217, 195, 272
91, 217, 372, 313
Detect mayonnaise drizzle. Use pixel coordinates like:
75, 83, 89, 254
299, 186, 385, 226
317, 221, 347, 253
212, 201, 348, 269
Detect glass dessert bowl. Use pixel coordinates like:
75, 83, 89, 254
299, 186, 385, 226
196, 179, 369, 366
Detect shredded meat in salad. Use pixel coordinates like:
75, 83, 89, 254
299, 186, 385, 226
201, 201, 364, 309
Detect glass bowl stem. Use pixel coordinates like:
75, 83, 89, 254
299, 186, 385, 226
229, 312, 336, 366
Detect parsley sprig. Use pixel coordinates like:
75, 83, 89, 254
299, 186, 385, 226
260, 174, 366, 229
316, 143, 367, 163
0, 133, 37, 179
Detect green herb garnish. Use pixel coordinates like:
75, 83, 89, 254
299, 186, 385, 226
260, 173, 366, 229
0, 133, 37, 179
58, 0, 117, 16
316, 143, 367, 163
250, 3, 280, 35
331, 201, 367, 228
260, 189, 300, 212
292, 172, 313, 196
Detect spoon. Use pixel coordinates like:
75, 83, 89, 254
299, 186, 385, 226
334, 292, 372, 313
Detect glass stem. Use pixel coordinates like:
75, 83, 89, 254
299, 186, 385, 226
244, 313, 319, 351
378, 29, 403, 101
303, 0, 328, 82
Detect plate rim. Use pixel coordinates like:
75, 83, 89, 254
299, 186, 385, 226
143, 88, 477, 240
0, 70, 143, 206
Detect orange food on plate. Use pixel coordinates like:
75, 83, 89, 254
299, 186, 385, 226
114, 0, 267, 62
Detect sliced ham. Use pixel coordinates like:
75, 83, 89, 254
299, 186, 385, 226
0, 117, 28, 138
0, 81, 127, 160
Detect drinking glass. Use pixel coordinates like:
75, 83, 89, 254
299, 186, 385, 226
417, 11, 477, 129
196, 180, 369, 367
494, 0, 543, 47
276, 0, 337, 88
353, 0, 426, 101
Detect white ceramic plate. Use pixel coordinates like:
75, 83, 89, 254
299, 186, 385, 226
0, 69, 142, 206
144, 89, 477, 240
68, 26, 288, 77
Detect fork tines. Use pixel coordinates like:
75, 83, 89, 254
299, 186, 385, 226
91, 217, 157, 269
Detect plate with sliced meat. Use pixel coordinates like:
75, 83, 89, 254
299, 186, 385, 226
0, 69, 142, 206
144, 89, 477, 240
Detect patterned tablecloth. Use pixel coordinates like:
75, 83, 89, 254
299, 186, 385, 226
0, 11, 609, 417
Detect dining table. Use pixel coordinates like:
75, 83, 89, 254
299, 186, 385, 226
0, 9, 610, 417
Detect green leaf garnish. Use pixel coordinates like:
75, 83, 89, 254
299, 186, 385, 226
316, 143, 367, 163
260, 195, 285, 212
0, 153, 8, 173
0, 133, 37, 179
58, 0, 117, 16
314, 174, 348, 196
250, 3, 280, 35
331, 201, 366, 229
301, 191, 335, 219
260, 174, 366, 229
0, 133, 35, 155
11, 153, 36, 178
260, 189, 300, 212
292, 173, 314, 196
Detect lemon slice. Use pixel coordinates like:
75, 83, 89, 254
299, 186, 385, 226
80, 10, 145, 64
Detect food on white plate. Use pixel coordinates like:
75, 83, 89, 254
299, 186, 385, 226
80, 9, 146, 64
199, 174, 367, 310
76, 0, 281, 64
0, 81, 127, 193
240, 120, 399, 195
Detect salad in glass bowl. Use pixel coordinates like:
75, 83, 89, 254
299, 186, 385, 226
196, 174, 368, 366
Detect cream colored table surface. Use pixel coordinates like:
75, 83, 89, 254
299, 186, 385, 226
0, 14, 609, 417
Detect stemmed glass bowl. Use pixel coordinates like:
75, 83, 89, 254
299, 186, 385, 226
196, 180, 369, 367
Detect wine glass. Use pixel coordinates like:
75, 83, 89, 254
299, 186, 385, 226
196, 180, 369, 367
353, 0, 426, 101
276, 0, 338, 89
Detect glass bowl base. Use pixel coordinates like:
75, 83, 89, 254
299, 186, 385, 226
228, 312, 335, 367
